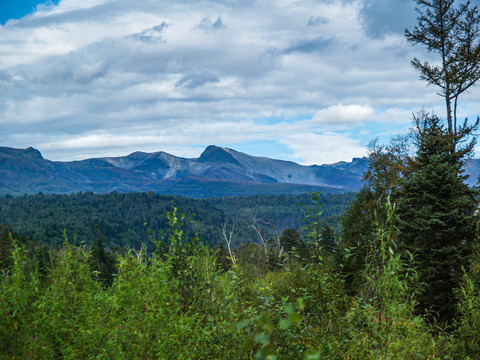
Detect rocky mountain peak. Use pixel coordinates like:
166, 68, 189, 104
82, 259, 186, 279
0, 146, 44, 160
198, 145, 240, 165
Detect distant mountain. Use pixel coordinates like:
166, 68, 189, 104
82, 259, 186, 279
464, 159, 480, 187
0, 145, 365, 197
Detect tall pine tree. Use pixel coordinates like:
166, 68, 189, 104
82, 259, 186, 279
397, 114, 478, 323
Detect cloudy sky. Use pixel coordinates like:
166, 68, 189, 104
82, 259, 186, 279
1, 0, 479, 164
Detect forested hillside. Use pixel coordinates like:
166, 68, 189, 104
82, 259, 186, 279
0, 191, 355, 249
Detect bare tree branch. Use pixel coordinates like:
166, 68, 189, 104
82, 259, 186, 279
222, 220, 237, 266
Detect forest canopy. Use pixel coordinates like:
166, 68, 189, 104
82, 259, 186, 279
0, 191, 354, 250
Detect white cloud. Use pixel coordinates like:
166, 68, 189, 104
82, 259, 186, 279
280, 132, 368, 165
311, 104, 374, 126
1, 0, 479, 164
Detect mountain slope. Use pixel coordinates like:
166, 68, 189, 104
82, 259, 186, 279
1, 145, 369, 197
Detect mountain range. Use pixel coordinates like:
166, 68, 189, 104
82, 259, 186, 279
1, 145, 479, 197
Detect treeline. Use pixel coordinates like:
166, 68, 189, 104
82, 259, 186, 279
0, 191, 354, 250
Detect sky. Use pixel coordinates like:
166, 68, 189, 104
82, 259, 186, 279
1, 0, 479, 165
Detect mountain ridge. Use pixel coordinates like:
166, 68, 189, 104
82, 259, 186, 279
1, 145, 477, 197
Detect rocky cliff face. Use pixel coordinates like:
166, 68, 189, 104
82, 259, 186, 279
0, 145, 369, 197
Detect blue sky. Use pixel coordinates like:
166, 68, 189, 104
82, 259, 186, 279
1, 0, 479, 164
0, 1, 60, 24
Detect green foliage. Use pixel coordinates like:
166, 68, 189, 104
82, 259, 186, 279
341, 188, 378, 294
320, 225, 337, 253
233, 197, 441, 359
1, 188, 480, 359
341, 136, 410, 295
0, 237, 40, 358
300, 191, 324, 254
0, 224, 16, 270
453, 269, 480, 358
280, 228, 309, 259
90, 225, 117, 287
0, 191, 354, 250
449, 240, 480, 359
32, 241, 111, 359
0, 209, 245, 359
340, 199, 436, 359
397, 114, 478, 323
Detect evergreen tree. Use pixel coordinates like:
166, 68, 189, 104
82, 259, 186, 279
0, 225, 15, 270
0, 224, 31, 271
90, 225, 117, 287
280, 228, 303, 254
397, 114, 478, 323
320, 225, 337, 253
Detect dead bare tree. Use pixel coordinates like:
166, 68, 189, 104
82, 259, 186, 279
250, 216, 269, 261
222, 220, 237, 266
268, 220, 284, 257
250, 217, 284, 261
